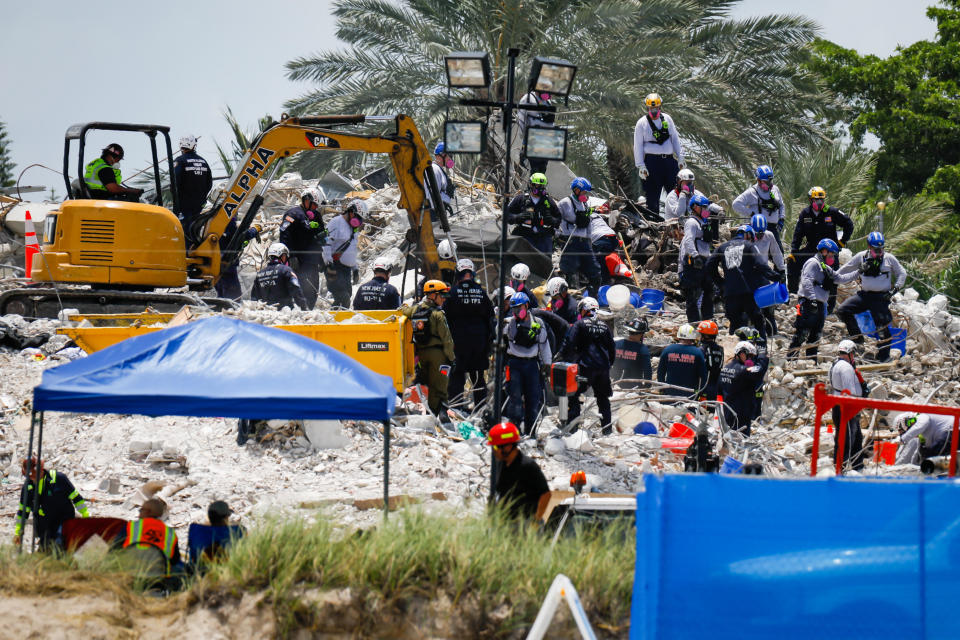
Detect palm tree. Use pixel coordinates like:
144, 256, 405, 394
284, 0, 834, 195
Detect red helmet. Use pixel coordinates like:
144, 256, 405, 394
696, 320, 719, 336
486, 422, 521, 446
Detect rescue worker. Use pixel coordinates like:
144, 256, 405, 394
120, 498, 182, 575
545, 276, 578, 325
664, 169, 721, 236
486, 422, 549, 521
353, 256, 401, 310
279, 189, 326, 309
323, 199, 366, 309
829, 340, 867, 470
750, 214, 786, 335
426, 142, 456, 216
656, 323, 707, 398
503, 292, 552, 435
633, 93, 685, 217
518, 89, 556, 174
734, 326, 769, 423
508, 262, 540, 308
718, 341, 767, 436
706, 225, 778, 338
835, 231, 907, 362
678, 194, 720, 322
557, 177, 602, 290
444, 258, 496, 411
494, 286, 516, 326
612, 317, 653, 388
895, 412, 956, 465
13, 458, 89, 549
559, 297, 616, 434
696, 320, 724, 402
215, 221, 260, 301
251, 243, 308, 310
787, 186, 854, 295
83, 143, 144, 201
402, 280, 456, 422
506, 172, 560, 255
732, 165, 786, 251
589, 209, 620, 285
436, 238, 458, 287
788, 239, 859, 359
172, 134, 212, 233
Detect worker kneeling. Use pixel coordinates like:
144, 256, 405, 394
504, 292, 553, 436
895, 412, 955, 466
251, 243, 308, 310
718, 341, 767, 436
486, 422, 549, 522
403, 280, 456, 424
558, 297, 616, 434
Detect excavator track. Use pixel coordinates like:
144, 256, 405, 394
0, 287, 237, 319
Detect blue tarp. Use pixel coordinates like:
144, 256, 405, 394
32, 316, 396, 421
631, 474, 960, 640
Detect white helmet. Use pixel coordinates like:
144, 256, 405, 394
438, 239, 457, 260
677, 168, 695, 182
498, 286, 516, 302
345, 199, 369, 218
178, 135, 197, 151
302, 187, 322, 204
578, 296, 600, 316
511, 263, 531, 281
267, 242, 289, 259
838, 339, 858, 355
372, 256, 392, 273
456, 258, 475, 273
735, 340, 758, 356
546, 276, 568, 297
677, 324, 698, 341
895, 412, 918, 434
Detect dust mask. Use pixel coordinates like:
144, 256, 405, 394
744, 359, 754, 368
516, 308, 527, 320
681, 183, 691, 193
870, 248, 883, 259
812, 201, 823, 212
578, 193, 588, 203
553, 298, 564, 310
649, 109, 660, 119
824, 255, 835, 266
444, 157, 455, 170
349, 216, 361, 228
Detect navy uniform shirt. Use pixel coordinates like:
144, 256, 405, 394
353, 275, 401, 310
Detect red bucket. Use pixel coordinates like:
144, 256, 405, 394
873, 441, 897, 465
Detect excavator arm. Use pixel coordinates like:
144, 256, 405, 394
188, 113, 447, 287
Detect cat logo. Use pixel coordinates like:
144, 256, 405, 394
305, 132, 341, 149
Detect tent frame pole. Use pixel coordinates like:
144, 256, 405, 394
21, 410, 37, 553
383, 420, 391, 518
30, 411, 44, 554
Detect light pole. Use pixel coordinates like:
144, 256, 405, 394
443, 50, 576, 501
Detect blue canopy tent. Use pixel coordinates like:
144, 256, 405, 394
24, 317, 397, 549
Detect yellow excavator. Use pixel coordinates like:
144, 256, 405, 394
1, 114, 451, 317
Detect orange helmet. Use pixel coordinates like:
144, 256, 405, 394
423, 279, 450, 294
696, 320, 719, 336
486, 421, 521, 446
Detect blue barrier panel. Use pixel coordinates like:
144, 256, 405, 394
630, 475, 960, 640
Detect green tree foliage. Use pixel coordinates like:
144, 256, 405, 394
284, 0, 833, 192
0, 120, 15, 188
809, 1, 960, 196
214, 107, 279, 176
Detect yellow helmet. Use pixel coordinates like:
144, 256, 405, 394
645, 93, 663, 109
808, 186, 827, 199
423, 279, 450, 294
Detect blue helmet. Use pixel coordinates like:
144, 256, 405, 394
750, 214, 767, 234
867, 231, 885, 247
571, 177, 592, 192
510, 291, 531, 307
817, 238, 840, 253
689, 193, 710, 209
736, 225, 756, 241
755, 165, 774, 181
434, 142, 445, 155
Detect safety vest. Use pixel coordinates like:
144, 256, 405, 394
84, 157, 122, 192
123, 517, 178, 560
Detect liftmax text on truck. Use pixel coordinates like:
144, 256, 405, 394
0, 114, 453, 317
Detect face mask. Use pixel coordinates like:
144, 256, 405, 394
531, 187, 545, 197
744, 359, 755, 368
349, 216, 361, 228
111, 161, 121, 168
444, 157, 455, 169
812, 200, 824, 212
758, 180, 771, 192
870, 248, 883, 259
306, 210, 315, 220
824, 255, 835, 266
553, 298, 564, 309
700, 208, 710, 219
578, 193, 588, 203
539, 93, 550, 101
516, 308, 527, 320
681, 183, 692, 193
649, 109, 660, 119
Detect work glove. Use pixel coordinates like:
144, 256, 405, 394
247, 224, 262, 242
675, 155, 685, 169
638, 165, 649, 180
775, 270, 786, 284
777, 218, 785, 235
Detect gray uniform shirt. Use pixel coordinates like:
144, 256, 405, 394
504, 315, 552, 364
829, 358, 861, 396
754, 230, 785, 271
798, 256, 858, 303
557, 196, 591, 239
836, 251, 907, 293
678, 217, 711, 275
732, 185, 786, 225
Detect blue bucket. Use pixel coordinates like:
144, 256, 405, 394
720, 456, 744, 474
889, 327, 908, 355
640, 288, 665, 313
595, 285, 611, 307
629, 292, 643, 308
753, 282, 789, 308
855, 311, 878, 338
634, 421, 658, 435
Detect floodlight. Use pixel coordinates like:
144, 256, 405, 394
444, 52, 491, 88
524, 127, 567, 161
444, 121, 486, 154
528, 56, 577, 97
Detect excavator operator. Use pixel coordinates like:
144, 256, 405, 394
83, 143, 145, 202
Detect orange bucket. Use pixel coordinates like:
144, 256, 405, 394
873, 441, 897, 465
668, 422, 695, 439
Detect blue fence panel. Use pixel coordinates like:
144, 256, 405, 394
631, 475, 960, 640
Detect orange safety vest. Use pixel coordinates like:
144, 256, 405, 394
123, 517, 178, 560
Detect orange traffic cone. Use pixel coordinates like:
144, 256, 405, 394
23, 210, 40, 279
